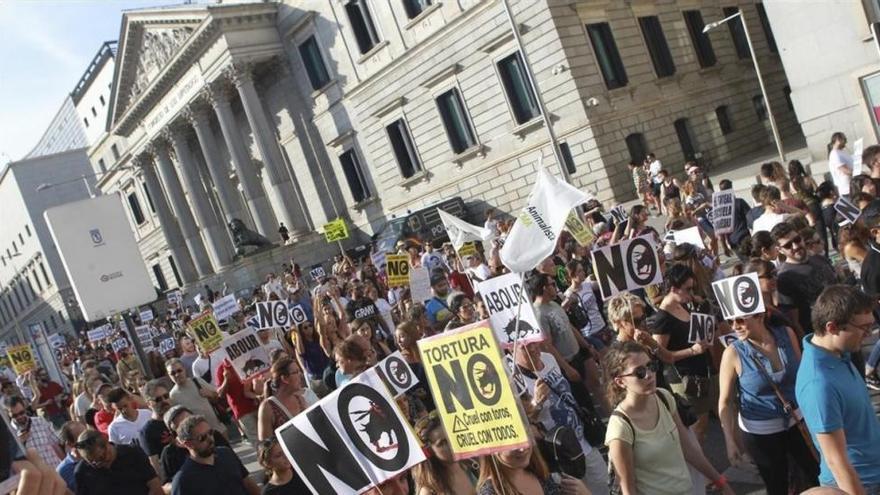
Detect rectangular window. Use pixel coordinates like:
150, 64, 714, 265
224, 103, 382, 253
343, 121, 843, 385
497, 51, 540, 124
98, 159, 107, 173
7, 295, 17, 316
625, 133, 648, 164
111, 144, 120, 160
783, 85, 793, 111
25, 225, 30, 237
716, 106, 734, 134
11, 241, 16, 253
50, 315, 57, 330
755, 3, 777, 53
402, 0, 432, 19
386, 119, 422, 179
91, 107, 97, 117
753, 95, 768, 120
559, 143, 576, 175
683, 10, 716, 68
151, 264, 169, 291
128, 193, 146, 225
339, 149, 371, 203
99, 95, 105, 106
299, 36, 331, 90
638, 16, 676, 78
18, 233, 23, 245
142, 181, 155, 213
345, 0, 381, 54
168, 256, 183, 287
674, 118, 698, 161
83, 117, 89, 128
586, 22, 628, 89
723, 7, 749, 59
436, 88, 477, 154
39, 262, 51, 287
58, 310, 65, 324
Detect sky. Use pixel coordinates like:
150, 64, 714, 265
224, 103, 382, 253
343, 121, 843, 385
0, 0, 201, 164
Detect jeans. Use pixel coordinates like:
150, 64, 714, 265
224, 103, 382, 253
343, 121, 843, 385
742, 423, 820, 495
867, 340, 880, 371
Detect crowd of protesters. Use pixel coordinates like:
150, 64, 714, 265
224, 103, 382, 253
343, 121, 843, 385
2, 131, 880, 495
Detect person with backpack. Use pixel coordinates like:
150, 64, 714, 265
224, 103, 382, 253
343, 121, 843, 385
603, 341, 732, 495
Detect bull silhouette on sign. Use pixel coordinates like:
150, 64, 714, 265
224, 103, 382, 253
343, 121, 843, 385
350, 401, 398, 453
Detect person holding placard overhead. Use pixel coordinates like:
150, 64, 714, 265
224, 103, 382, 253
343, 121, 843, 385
648, 264, 715, 442
717, 299, 818, 494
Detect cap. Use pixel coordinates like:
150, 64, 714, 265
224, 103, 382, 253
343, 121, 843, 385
430, 271, 447, 287
163, 405, 192, 430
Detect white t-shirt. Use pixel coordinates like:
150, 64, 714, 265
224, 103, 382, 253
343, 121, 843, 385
649, 159, 663, 183
420, 252, 444, 272
752, 212, 789, 234
563, 282, 606, 337
829, 148, 853, 196
191, 350, 228, 385
74, 392, 92, 419
108, 409, 152, 446
374, 298, 395, 336
466, 263, 492, 282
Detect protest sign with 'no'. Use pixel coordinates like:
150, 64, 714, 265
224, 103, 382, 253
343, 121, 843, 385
591, 235, 663, 299
712, 273, 765, 320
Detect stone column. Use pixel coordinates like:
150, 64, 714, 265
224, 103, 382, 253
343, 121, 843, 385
135, 154, 199, 284
148, 140, 214, 278
163, 125, 234, 271
205, 82, 277, 238
185, 103, 246, 225
225, 61, 309, 237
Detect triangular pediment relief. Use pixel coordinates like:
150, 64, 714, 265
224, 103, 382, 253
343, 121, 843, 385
129, 25, 197, 101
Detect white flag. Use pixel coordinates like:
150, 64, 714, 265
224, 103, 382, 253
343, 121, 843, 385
438, 209, 494, 251
500, 167, 590, 273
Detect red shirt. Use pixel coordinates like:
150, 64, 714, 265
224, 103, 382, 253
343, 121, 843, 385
216, 360, 259, 420
94, 408, 114, 434
36, 381, 65, 416
448, 271, 474, 298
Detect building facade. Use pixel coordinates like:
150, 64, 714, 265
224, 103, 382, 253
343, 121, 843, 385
764, 0, 880, 160
94, 0, 799, 293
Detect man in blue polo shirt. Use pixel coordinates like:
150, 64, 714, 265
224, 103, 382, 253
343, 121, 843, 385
797, 285, 880, 495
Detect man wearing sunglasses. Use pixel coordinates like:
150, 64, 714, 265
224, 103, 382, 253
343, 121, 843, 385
73, 429, 162, 494
138, 380, 175, 478
3, 395, 62, 468
772, 222, 838, 334
796, 285, 880, 495
171, 415, 259, 495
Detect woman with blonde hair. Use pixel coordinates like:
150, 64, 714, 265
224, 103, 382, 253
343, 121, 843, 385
476, 445, 589, 495
413, 413, 477, 495
604, 341, 733, 495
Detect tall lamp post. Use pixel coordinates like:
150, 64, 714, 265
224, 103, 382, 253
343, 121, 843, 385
703, 9, 786, 165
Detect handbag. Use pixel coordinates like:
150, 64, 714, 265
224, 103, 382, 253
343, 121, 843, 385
538, 425, 587, 479
745, 343, 820, 463
192, 376, 232, 424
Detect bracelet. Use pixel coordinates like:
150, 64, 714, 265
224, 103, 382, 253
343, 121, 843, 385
712, 475, 728, 488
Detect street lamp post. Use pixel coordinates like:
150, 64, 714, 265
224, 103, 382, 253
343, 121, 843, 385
35, 165, 138, 196
704, 9, 786, 165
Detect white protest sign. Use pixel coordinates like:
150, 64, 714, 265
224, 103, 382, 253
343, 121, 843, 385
135, 325, 154, 351
609, 205, 628, 224
288, 304, 308, 325
371, 252, 387, 275
673, 226, 705, 249
476, 272, 544, 347
193, 293, 203, 307
166, 290, 182, 306
139, 308, 154, 323
87, 326, 108, 343
688, 313, 716, 343
212, 294, 241, 321
159, 337, 176, 355
372, 351, 419, 397
591, 235, 663, 299
834, 197, 861, 225
48, 333, 65, 351
853, 138, 864, 175
309, 265, 326, 281
255, 301, 292, 329
711, 190, 735, 235
112, 338, 130, 353
408, 267, 432, 303
276, 368, 425, 494
711, 273, 765, 320
221, 328, 271, 381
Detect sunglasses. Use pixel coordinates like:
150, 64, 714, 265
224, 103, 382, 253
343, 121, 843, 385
74, 436, 104, 450
727, 315, 758, 325
779, 236, 803, 250
618, 361, 658, 380
151, 393, 170, 402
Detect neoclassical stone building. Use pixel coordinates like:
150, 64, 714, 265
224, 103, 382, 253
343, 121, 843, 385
92, 0, 800, 294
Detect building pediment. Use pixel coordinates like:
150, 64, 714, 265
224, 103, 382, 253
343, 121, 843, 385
109, 2, 279, 136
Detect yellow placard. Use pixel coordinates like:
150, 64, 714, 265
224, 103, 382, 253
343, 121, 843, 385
457, 242, 477, 257
565, 211, 595, 247
187, 311, 223, 354
385, 254, 411, 287
322, 218, 349, 243
417, 321, 530, 460
7, 344, 36, 374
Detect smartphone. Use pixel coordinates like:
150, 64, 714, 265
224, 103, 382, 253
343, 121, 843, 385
0, 408, 26, 494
